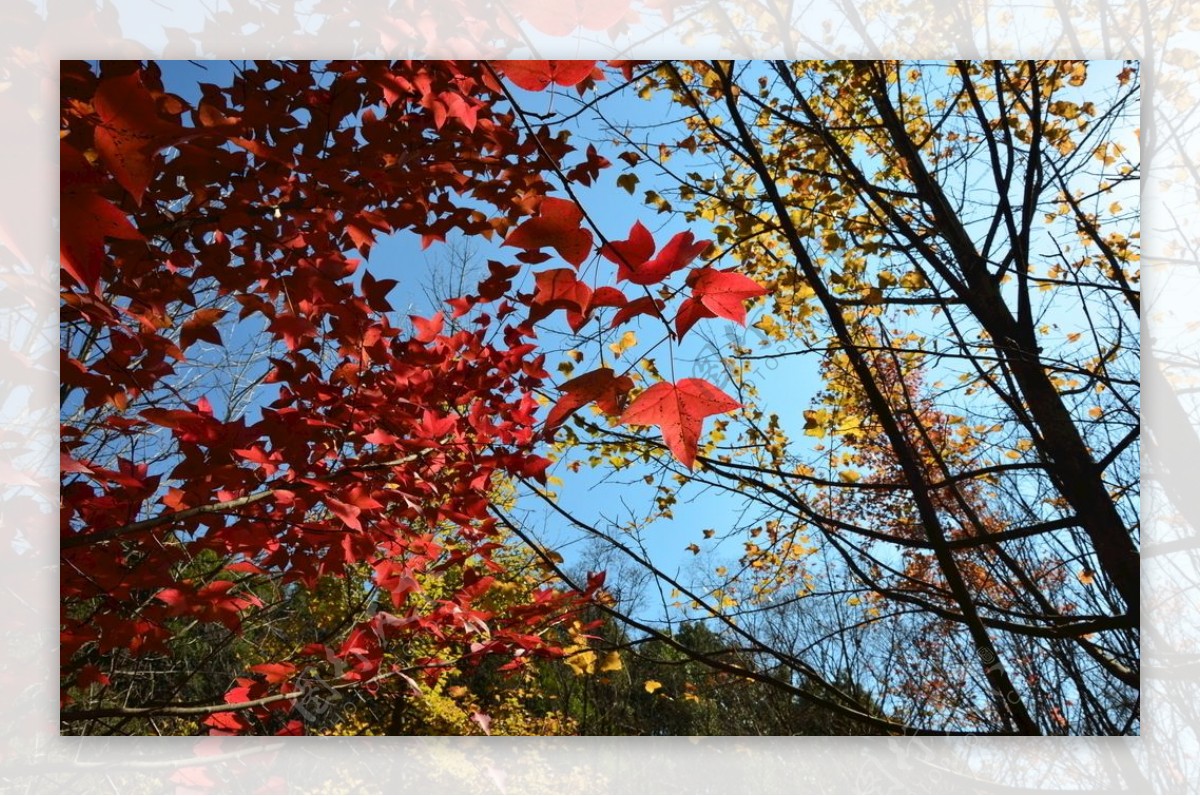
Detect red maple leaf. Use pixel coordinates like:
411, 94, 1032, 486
610, 295, 665, 328
673, 296, 718, 340
545, 367, 635, 432
689, 267, 767, 325
267, 314, 319, 352
599, 220, 655, 271
500, 61, 599, 91
509, 1, 629, 36
204, 710, 251, 734
361, 270, 400, 312
223, 676, 267, 706
345, 210, 392, 258
411, 311, 444, 343
619, 379, 741, 469
600, 222, 710, 285
60, 142, 143, 293
433, 90, 479, 131
249, 662, 298, 684
326, 497, 363, 531
586, 285, 627, 312
180, 308, 227, 350
567, 285, 627, 331
529, 268, 593, 324
504, 197, 594, 267
91, 73, 183, 204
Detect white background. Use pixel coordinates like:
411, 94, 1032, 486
6, 0, 1195, 791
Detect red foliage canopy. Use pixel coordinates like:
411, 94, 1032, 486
59, 59, 764, 733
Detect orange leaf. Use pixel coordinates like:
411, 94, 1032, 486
688, 267, 767, 325
530, 268, 593, 324
619, 379, 741, 469
508, 1, 628, 36
411, 311, 444, 343
501, 61, 598, 91
249, 662, 297, 684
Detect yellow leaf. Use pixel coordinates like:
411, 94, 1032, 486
752, 314, 782, 339
1048, 100, 1081, 119
566, 649, 597, 676
609, 330, 637, 357
598, 651, 623, 672
821, 231, 844, 251
644, 190, 672, 214
1088, 407, 1102, 419
840, 469, 861, 482
803, 409, 827, 437
644, 679, 663, 693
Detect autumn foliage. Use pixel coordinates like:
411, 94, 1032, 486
59, 59, 758, 734
61, 59, 1138, 736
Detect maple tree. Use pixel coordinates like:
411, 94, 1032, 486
58, 58, 755, 736
60, 58, 1139, 736
59, 59, 616, 734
